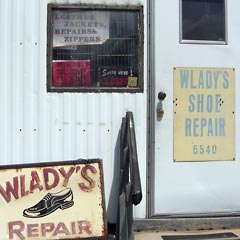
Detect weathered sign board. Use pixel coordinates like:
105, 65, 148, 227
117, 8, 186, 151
53, 10, 110, 47
174, 67, 235, 161
0, 159, 107, 240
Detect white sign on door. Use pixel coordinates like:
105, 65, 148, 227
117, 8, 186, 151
174, 67, 235, 161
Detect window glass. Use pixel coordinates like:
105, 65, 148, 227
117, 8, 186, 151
181, 0, 226, 42
47, 6, 143, 92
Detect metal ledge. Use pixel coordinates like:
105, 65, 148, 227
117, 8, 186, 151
134, 217, 240, 232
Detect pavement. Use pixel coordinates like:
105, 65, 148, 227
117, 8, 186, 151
134, 229, 240, 240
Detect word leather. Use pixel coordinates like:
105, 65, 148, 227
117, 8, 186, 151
0, 165, 97, 203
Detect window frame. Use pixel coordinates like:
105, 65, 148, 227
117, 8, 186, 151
47, 4, 144, 93
179, 0, 227, 45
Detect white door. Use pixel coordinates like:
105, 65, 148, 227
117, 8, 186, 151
150, 0, 240, 216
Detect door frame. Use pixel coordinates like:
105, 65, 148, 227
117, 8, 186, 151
147, 0, 156, 218
145, 0, 240, 228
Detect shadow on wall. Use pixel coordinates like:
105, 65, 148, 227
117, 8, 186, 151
107, 129, 121, 227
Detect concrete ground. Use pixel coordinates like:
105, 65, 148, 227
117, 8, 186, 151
135, 229, 240, 240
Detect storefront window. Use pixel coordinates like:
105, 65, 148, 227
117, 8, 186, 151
180, 0, 226, 43
47, 5, 143, 92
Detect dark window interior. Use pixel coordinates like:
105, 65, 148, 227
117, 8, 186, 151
182, 0, 225, 42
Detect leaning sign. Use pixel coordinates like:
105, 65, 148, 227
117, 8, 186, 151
0, 159, 107, 240
174, 67, 235, 161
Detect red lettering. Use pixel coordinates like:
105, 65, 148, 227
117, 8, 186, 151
30, 171, 43, 193
58, 167, 75, 187
53, 222, 71, 236
79, 165, 97, 192
20, 175, 29, 197
41, 223, 54, 237
78, 221, 92, 234
27, 224, 39, 237
43, 168, 60, 190
100, 77, 128, 87
8, 221, 25, 240
71, 221, 76, 235
0, 177, 19, 203
8, 220, 92, 238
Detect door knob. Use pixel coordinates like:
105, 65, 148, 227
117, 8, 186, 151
157, 91, 166, 119
158, 91, 166, 101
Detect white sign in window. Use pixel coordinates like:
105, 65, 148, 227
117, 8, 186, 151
53, 10, 110, 47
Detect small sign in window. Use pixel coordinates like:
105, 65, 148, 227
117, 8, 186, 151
99, 67, 138, 87
52, 60, 91, 87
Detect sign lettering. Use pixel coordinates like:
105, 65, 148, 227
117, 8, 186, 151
99, 67, 138, 87
174, 67, 235, 161
52, 60, 91, 87
0, 160, 107, 240
53, 10, 109, 47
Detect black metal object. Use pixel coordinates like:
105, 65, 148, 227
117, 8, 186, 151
117, 111, 142, 240
158, 91, 166, 101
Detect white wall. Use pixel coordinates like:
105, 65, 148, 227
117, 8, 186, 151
0, 0, 148, 222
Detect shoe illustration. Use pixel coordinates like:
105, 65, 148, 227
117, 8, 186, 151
23, 188, 74, 218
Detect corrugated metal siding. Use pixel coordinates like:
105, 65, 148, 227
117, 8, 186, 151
0, 0, 147, 222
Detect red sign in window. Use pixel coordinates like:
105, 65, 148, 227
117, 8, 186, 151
52, 60, 91, 87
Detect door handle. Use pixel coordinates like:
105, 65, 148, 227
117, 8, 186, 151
156, 108, 164, 118
156, 91, 166, 118
158, 91, 166, 101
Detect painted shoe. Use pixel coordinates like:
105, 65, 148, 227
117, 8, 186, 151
23, 188, 74, 218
